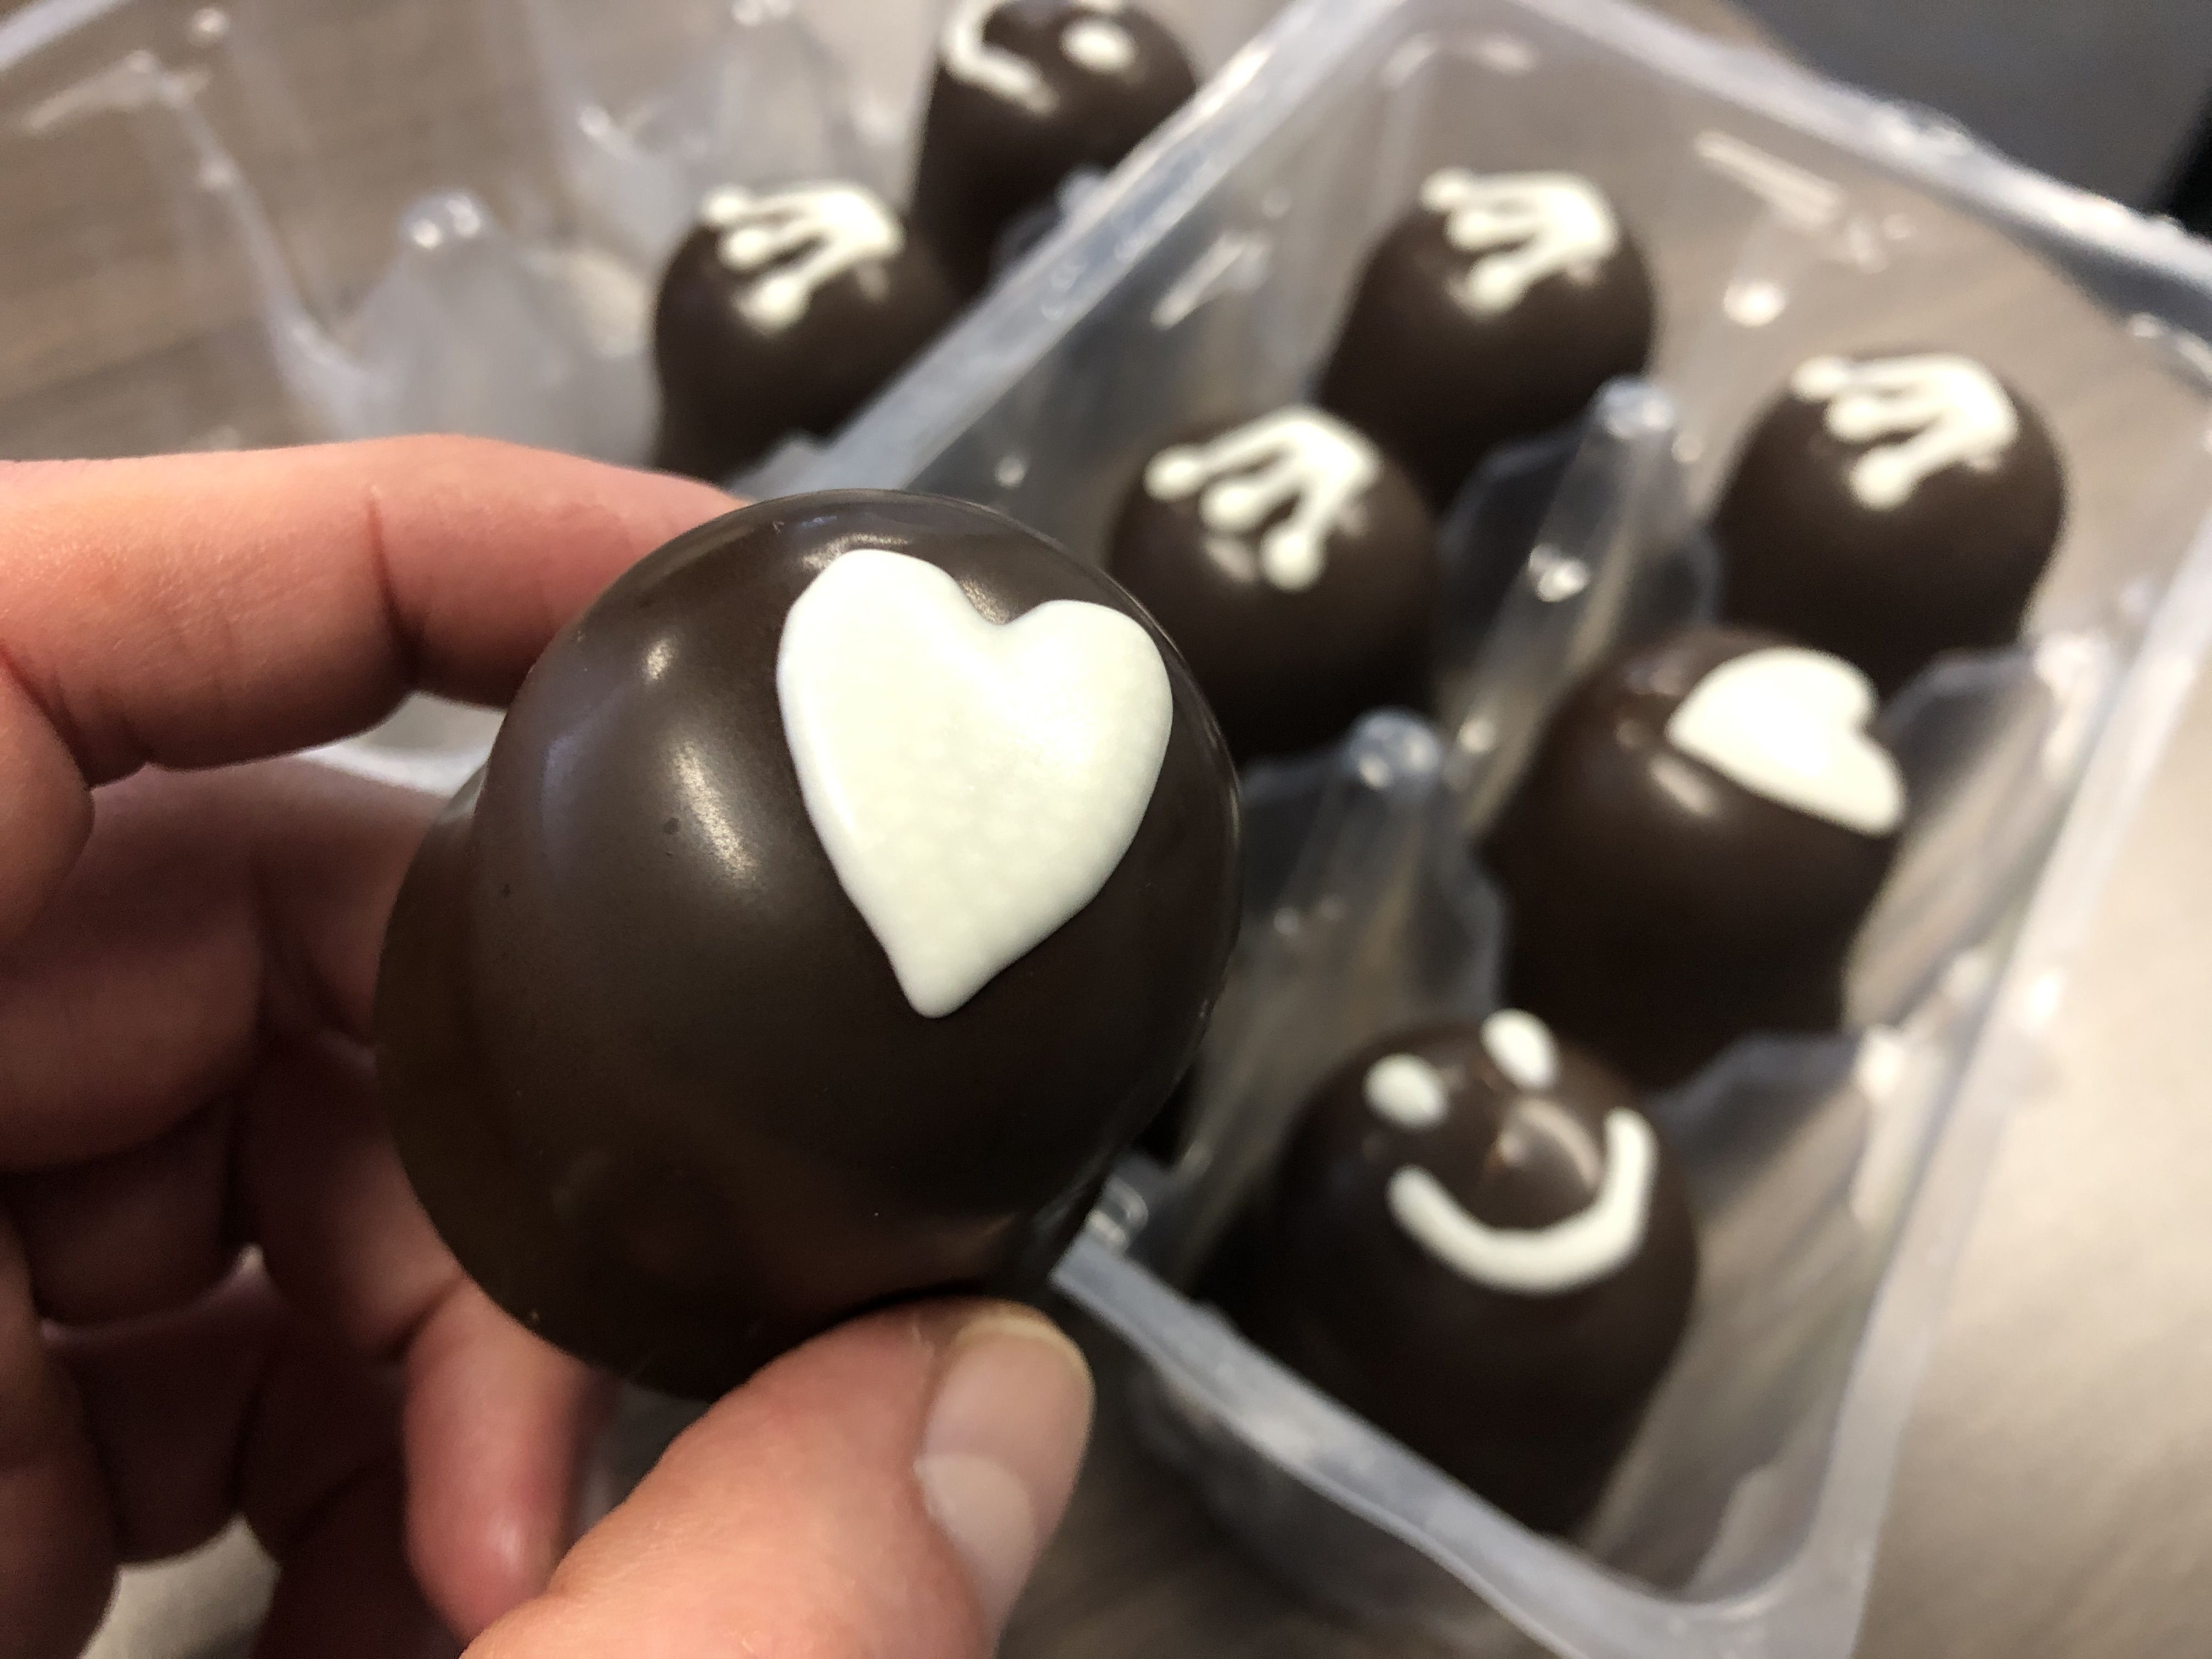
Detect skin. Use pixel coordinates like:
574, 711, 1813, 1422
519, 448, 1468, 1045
0, 437, 1091, 1658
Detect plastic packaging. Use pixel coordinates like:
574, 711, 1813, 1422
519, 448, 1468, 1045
797, 2, 2212, 1655
13, 2, 2212, 1655
0, 0, 1280, 466
0, 0, 1281, 788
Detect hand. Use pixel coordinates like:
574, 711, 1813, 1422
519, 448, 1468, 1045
0, 438, 1094, 1658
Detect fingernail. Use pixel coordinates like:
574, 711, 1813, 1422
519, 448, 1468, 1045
915, 1309, 1094, 1633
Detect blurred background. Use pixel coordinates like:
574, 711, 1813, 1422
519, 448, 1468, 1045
1738, 0, 2212, 213
4, 0, 2210, 209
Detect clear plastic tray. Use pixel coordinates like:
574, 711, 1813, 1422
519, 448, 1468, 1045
0, 0, 1280, 786
795, 2, 2212, 1656
16, 2, 2212, 1656
0, 0, 1279, 464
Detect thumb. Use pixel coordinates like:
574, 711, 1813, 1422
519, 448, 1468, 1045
466, 1302, 1093, 1658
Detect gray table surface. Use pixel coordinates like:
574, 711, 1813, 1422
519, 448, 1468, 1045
23, 1, 2212, 1656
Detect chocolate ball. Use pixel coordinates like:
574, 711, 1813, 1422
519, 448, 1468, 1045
1137, 1065, 1198, 1164
1318, 170, 1656, 508
911, 0, 1199, 294
1230, 1013, 1697, 1533
376, 492, 1241, 1398
1716, 351, 2068, 696
652, 183, 961, 482
1108, 406, 1440, 764
1485, 626, 1906, 1090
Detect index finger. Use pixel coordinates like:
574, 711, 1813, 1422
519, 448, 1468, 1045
0, 437, 735, 938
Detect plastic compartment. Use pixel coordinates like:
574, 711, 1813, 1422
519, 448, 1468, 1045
794, 1, 2212, 1656
0, 0, 1283, 792
0, 0, 1280, 465
1091, 385, 2146, 1652
19, 3, 2209, 1656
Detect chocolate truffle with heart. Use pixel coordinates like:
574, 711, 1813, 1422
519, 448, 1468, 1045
1318, 170, 1657, 508
652, 183, 961, 482
1108, 405, 1440, 763
911, 0, 1199, 294
376, 492, 1240, 1397
1716, 351, 2067, 696
1229, 1012, 1697, 1532
1485, 626, 1907, 1090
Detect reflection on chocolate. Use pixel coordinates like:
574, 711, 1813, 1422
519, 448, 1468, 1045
1108, 406, 1440, 763
652, 184, 961, 482
912, 0, 1198, 294
1717, 351, 2068, 696
1230, 1013, 1697, 1532
376, 492, 1241, 1398
1485, 627, 1906, 1090
1319, 170, 1656, 508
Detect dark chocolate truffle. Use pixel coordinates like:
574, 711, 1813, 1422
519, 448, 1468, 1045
1716, 351, 2067, 696
652, 183, 961, 482
911, 0, 1199, 294
1486, 626, 1906, 1090
1231, 1013, 1697, 1532
1108, 405, 1440, 763
376, 492, 1241, 1398
1318, 170, 1656, 509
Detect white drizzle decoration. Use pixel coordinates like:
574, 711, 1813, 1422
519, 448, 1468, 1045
943, 0, 1135, 114
1419, 169, 1620, 317
1143, 407, 1381, 592
702, 183, 903, 335
1388, 1109, 1657, 1295
1666, 646, 1906, 836
1062, 14, 1138, 72
1791, 353, 2020, 511
1364, 1054, 1452, 1130
776, 548, 1172, 1018
1481, 1009, 1559, 1092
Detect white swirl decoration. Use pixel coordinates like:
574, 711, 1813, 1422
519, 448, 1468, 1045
1791, 353, 2019, 510
1143, 408, 1381, 592
1420, 169, 1621, 316
1389, 1110, 1658, 1296
1664, 646, 1906, 837
943, 0, 1138, 114
703, 183, 904, 334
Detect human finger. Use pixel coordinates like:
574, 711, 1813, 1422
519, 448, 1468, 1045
0, 439, 731, 940
470, 1302, 1094, 1659
0, 1208, 114, 1659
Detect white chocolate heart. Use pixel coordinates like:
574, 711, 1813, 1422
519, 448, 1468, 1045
777, 548, 1173, 1018
1665, 646, 1905, 836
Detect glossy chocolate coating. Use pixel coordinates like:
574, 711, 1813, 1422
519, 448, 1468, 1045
1107, 414, 1440, 764
1231, 1021, 1697, 1532
651, 198, 961, 482
1485, 627, 1902, 1090
1317, 183, 1656, 509
376, 492, 1241, 1398
911, 1, 1198, 294
1716, 355, 2067, 696
1137, 1065, 1198, 1163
